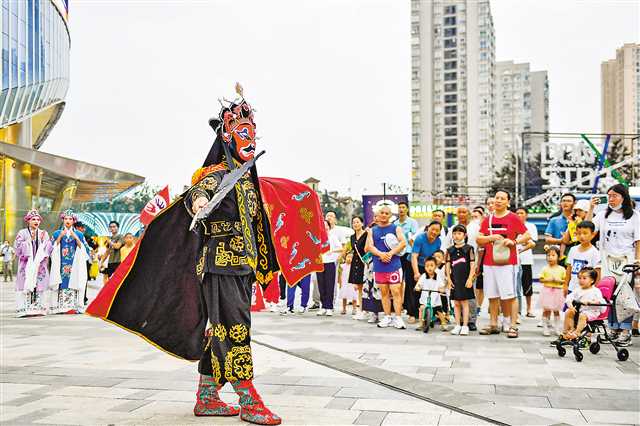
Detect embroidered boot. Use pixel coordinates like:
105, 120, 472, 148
231, 379, 282, 425
193, 374, 240, 417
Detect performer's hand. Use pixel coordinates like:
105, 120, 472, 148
193, 197, 208, 214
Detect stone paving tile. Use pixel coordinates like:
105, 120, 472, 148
1, 408, 66, 425
324, 396, 357, 410
334, 386, 418, 400
437, 413, 492, 425
351, 398, 451, 414
468, 392, 551, 408
580, 409, 640, 425
1, 394, 45, 407
382, 412, 441, 425
109, 399, 154, 412
354, 410, 388, 426
515, 406, 588, 425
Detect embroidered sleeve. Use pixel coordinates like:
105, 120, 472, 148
185, 171, 224, 215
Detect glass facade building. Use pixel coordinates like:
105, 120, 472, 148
0, 0, 69, 128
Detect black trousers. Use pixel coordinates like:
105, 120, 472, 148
521, 264, 533, 297
198, 273, 254, 385
316, 262, 336, 310
401, 256, 419, 318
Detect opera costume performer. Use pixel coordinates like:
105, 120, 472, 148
87, 85, 328, 426
14, 210, 52, 317
49, 209, 91, 314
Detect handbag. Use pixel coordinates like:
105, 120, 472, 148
489, 214, 511, 265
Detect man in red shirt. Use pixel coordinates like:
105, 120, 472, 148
477, 190, 531, 338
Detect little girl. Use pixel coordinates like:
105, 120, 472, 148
539, 245, 566, 336
446, 225, 476, 336
562, 267, 606, 340
414, 257, 447, 332
338, 253, 358, 315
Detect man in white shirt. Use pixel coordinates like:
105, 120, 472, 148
515, 208, 538, 318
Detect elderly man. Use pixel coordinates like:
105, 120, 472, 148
366, 205, 407, 329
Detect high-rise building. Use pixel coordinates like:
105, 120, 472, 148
601, 43, 640, 136
495, 61, 549, 171
411, 0, 496, 201
1, 1, 143, 242
601, 42, 640, 184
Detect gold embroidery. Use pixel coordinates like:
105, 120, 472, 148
280, 236, 289, 249
229, 236, 245, 253
224, 345, 253, 382
263, 203, 274, 221
299, 207, 313, 225
242, 180, 259, 218
235, 180, 256, 270
199, 176, 219, 191
214, 242, 247, 267
211, 351, 222, 383
255, 209, 270, 271
228, 324, 249, 343
205, 221, 242, 237
196, 247, 207, 276
213, 324, 227, 342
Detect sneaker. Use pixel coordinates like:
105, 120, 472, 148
279, 309, 289, 316
308, 303, 320, 311
542, 324, 551, 337
440, 324, 449, 332
354, 311, 366, 320
367, 313, 378, 324
325, 309, 333, 316
394, 317, 406, 329
451, 325, 462, 335
468, 323, 477, 331
632, 329, 640, 337
316, 309, 326, 316
377, 315, 393, 328
615, 333, 632, 347
460, 325, 469, 335
296, 307, 306, 314
536, 320, 544, 328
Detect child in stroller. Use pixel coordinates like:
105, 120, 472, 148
556, 266, 632, 362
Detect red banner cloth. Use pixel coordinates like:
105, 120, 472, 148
139, 186, 171, 226
259, 177, 328, 287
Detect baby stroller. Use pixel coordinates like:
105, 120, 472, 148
556, 263, 639, 362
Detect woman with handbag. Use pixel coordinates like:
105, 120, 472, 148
477, 190, 530, 338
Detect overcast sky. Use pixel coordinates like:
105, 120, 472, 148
44, 0, 639, 198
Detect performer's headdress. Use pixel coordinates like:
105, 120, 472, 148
24, 209, 42, 222
203, 82, 256, 167
60, 209, 77, 223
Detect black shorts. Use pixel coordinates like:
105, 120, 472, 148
104, 262, 121, 277
521, 264, 533, 296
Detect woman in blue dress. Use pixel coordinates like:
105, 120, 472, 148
50, 209, 91, 314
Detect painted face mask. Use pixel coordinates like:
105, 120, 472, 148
221, 100, 256, 163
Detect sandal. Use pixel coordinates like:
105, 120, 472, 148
479, 326, 500, 335
526, 313, 535, 318
507, 327, 519, 338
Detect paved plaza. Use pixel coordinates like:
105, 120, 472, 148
1, 280, 639, 425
